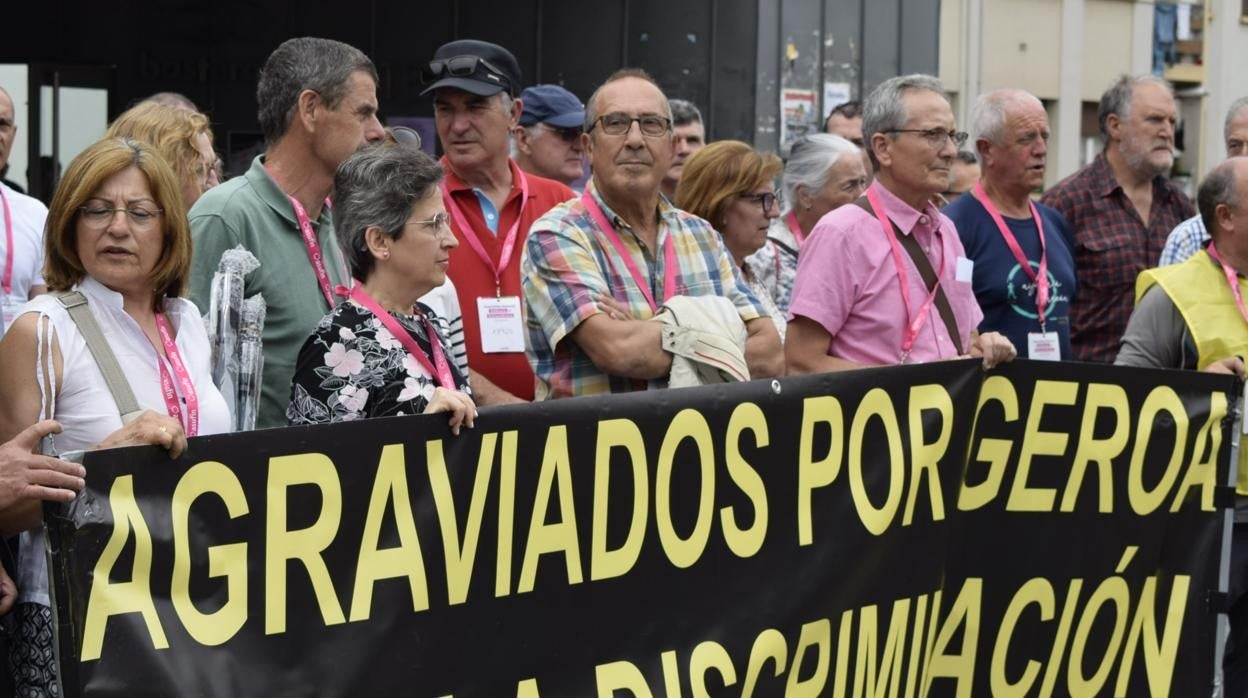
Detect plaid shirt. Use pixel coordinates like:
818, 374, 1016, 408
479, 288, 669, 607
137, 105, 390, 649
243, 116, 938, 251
521, 182, 765, 400
1040, 153, 1194, 363
1159, 214, 1208, 266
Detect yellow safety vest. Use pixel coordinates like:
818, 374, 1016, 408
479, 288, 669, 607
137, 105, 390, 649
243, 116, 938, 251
1137, 250, 1248, 494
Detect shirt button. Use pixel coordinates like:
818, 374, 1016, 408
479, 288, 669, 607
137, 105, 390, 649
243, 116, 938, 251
919, 216, 929, 225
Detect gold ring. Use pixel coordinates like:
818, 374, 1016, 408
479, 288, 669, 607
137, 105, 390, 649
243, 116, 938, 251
160, 425, 168, 434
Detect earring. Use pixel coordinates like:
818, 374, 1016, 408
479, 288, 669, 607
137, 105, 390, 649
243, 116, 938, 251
383, 251, 390, 260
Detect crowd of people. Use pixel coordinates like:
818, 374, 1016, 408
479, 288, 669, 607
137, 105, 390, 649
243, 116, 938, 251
0, 33, 1246, 693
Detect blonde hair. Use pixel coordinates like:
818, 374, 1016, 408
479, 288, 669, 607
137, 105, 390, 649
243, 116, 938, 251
676, 140, 782, 227
44, 138, 192, 309
106, 102, 212, 206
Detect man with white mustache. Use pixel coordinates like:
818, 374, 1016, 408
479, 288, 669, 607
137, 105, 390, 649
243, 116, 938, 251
423, 39, 575, 404
945, 88, 1077, 360
1042, 74, 1194, 363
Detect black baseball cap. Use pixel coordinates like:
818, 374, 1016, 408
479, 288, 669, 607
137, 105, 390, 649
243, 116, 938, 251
420, 40, 522, 98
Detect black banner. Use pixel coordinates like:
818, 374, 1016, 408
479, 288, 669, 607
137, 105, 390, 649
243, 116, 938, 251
46, 360, 1235, 697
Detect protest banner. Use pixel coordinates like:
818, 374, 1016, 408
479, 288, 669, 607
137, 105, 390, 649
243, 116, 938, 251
46, 360, 1235, 697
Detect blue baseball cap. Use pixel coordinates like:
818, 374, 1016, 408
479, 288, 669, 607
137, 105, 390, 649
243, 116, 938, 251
519, 84, 586, 129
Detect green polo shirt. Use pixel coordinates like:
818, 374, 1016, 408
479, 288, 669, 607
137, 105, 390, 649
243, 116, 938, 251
189, 155, 349, 430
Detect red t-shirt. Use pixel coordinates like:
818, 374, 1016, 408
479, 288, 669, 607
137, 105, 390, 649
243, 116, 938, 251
441, 157, 574, 400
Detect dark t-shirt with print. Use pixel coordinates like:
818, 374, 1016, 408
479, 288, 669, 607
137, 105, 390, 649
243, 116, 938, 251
946, 194, 1078, 359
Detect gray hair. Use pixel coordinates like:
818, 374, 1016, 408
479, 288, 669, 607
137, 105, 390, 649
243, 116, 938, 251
584, 68, 673, 134
781, 134, 861, 214
971, 89, 1044, 148
1198, 158, 1243, 238
1097, 74, 1173, 142
669, 99, 703, 127
1226, 97, 1248, 143
143, 91, 199, 112
257, 37, 377, 145
332, 143, 445, 282
862, 73, 947, 169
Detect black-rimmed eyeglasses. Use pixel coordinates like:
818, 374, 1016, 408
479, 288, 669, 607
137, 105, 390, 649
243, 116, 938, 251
738, 191, 779, 213
587, 113, 672, 138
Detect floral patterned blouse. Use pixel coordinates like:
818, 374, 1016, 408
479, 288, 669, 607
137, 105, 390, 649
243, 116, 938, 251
745, 216, 800, 316
287, 301, 472, 425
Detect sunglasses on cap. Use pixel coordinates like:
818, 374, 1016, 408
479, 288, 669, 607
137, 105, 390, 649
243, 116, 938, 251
422, 55, 512, 90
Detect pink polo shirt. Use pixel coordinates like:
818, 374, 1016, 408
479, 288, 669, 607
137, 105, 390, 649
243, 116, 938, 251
787, 180, 983, 365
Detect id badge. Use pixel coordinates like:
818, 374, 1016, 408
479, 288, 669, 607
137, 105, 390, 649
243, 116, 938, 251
477, 296, 526, 353
955, 256, 974, 283
1027, 331, 1061, 361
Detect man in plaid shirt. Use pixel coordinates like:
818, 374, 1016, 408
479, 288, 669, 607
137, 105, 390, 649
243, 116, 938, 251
522, 69, 783, 399
1041, 74, 1194, 363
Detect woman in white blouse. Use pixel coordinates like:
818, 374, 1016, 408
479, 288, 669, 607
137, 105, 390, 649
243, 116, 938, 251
0, 137, 230, 694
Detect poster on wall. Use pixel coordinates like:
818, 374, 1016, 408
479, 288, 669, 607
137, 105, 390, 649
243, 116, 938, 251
823, 81, 851, 119
780, 88, 817, 149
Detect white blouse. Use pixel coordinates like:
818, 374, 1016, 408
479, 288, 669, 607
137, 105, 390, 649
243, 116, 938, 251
17, 276, 231, 605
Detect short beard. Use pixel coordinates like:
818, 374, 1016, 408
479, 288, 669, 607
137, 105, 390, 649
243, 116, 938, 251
1120, 140, 1172, 179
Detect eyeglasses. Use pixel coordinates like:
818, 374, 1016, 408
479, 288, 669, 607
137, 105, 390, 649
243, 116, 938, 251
539, 124, 584, 143
78, 203, 164, 228
739, 191, 779, 213
885, 128, 969, 148
588, 112, 672, 138
422, 55, 512, 92
410, 211, 453, 237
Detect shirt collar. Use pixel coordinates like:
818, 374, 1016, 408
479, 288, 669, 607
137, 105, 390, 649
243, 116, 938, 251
442, 157, 530, 203
868, 179, 940, 235
1089, 150, 1179, 202
77, 276, 125, 312
244, 154, 332, 229
76, 276, 188, 320
586, 179, 679, 231
1087, 152, 1123, 199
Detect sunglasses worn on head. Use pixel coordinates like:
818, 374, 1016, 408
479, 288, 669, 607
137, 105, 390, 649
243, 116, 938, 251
422, 55, 511, 91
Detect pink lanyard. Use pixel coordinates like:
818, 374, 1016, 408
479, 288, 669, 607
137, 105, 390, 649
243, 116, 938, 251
263, 166, 347, 307
441, 168, 529, 296
866, 186, 947, 361
1207, 243, 1248, 326
349, 285, 455, 388
285, 192, 346, 308
785, 211, 805, 247
0, 187, 13, 295
971, 182, 1049, 329
152, 313, 199, 437
582, 189, 678, 314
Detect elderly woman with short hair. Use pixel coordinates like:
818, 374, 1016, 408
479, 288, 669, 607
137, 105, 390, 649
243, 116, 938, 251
747, 134, 868, 314
287, 144, 475, 432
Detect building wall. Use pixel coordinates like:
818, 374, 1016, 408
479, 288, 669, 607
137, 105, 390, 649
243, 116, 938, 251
939, 0, 1154, 186
754, 0, 942, 154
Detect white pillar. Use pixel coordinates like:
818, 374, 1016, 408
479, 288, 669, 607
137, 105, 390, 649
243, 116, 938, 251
959, 0, 983, 129
1131, 1, 1154, 76
1202, 0, 1248, 180
1056, 0, 1086, 180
